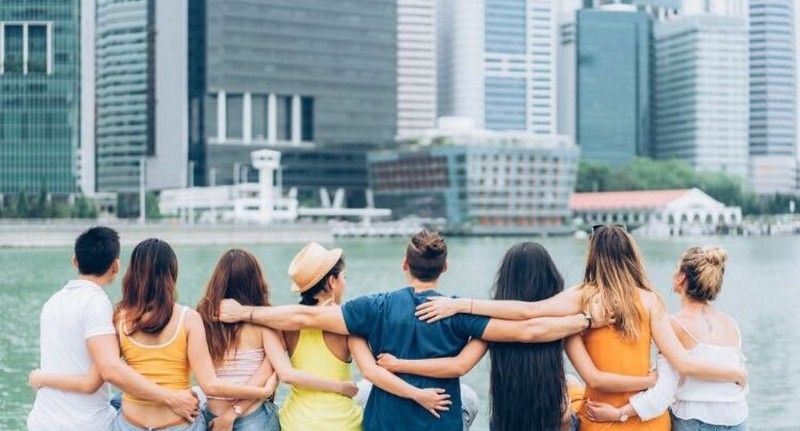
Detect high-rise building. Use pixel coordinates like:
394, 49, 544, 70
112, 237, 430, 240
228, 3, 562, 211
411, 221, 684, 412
748, 0, 798, 194
189, 0, 397, 193
654, 14, 749, 178
397, 0, 436, 138
575, 6, 652, 166
94, 0, 188, 213
438, 0, 558, 134
0, 1, 85, 195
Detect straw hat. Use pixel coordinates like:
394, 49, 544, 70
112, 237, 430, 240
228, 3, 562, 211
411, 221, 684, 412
288, 242, 343, 293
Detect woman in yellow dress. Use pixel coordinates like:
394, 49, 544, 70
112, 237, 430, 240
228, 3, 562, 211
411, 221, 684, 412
277, 242, 363, 430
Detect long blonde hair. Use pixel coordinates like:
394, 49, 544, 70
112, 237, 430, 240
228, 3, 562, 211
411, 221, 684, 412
581, 226, 656, 341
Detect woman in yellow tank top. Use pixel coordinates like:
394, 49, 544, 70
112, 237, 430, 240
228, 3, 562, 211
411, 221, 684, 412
278, 242, 363, 430
564, 225, 747, 430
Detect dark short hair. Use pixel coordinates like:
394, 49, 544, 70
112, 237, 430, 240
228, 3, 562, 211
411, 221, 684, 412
406, 230, 447, 282
74, 226, 120, 276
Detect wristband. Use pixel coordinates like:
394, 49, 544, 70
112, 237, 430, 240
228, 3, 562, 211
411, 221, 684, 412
583, 313, 592, 329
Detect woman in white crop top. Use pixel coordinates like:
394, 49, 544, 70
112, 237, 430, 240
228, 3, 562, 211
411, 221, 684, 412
582, 246, 748, 430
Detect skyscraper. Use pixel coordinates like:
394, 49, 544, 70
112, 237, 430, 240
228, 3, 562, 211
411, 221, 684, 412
748, 0, 798, 194
189, 0, 397, 188
0, 1, 84, 195
438, 0, 558, 134
397, 0, 437, 138
94, 0, 188, 213
575, 5, 652, 166
654, 14, 749, 178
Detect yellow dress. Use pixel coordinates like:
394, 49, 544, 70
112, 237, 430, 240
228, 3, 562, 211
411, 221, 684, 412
278, 329, 363, 431
578, 292, 670, 431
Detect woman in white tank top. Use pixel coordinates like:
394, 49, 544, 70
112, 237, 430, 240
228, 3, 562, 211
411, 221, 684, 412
582, 246, 748, 430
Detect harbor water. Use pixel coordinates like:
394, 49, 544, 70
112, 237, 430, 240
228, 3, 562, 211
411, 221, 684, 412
0, 236, 797, 430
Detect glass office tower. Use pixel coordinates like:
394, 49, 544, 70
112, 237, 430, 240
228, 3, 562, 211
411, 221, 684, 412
576, 7, 652, 166
0, 1, 80, 194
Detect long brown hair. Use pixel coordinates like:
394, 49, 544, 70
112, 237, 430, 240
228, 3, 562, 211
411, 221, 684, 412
115, 238, 178, 335
197, 249, 270, 364
581, 225, 656, 341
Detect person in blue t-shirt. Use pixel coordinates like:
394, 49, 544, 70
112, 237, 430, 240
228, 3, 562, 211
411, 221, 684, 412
218, 231, 596, 431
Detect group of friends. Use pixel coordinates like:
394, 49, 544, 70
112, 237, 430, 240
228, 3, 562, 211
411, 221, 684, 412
26, 225, 748, 431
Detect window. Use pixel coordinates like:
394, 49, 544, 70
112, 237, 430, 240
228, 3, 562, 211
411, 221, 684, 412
301, 96, 314, 141
226, 94, 243, 139
252, 94, 268, 140
27, 25, 47, 73
4, 25, 23, 73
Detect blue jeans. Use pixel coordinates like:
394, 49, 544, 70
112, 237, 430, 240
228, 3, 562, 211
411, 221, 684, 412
111, 409, 207, 431
671, 413, 747, 431
203, 402, 280, 431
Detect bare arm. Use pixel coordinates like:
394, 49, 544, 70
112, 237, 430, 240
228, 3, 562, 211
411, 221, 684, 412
28, 366, 105, 394
219, 300, 349, 335
185, 311, 270, 399
211, 355, 278, 430
349, 337, 452, 418
376, 339, 488, 379
416, 288, 583, 323
564, 334, 656, 393
86, 334, 199, 421
647, 295, 746, 384
262, 328, 356, 396
480, 314, 589, 343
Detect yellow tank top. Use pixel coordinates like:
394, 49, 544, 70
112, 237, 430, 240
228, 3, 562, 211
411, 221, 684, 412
578, 291, 670, 431
278, 329, 363, 431
118, 306, 192, 405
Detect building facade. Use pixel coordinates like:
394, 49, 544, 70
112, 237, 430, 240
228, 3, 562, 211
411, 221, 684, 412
94, 0, 188, 214
576, 6, 652, 166
370, 126, 579, 233
189, 0, 397, 188
438, 0, 558, 133
397, 0, 436, 138
654, 14, 749, 178
748, 0, 798, 194
0, 1, 82, 195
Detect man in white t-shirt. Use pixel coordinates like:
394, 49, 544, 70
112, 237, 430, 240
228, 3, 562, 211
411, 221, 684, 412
27, 227, 199, 431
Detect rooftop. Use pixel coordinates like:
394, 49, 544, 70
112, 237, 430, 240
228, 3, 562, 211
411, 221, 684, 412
570, 189, 691, 211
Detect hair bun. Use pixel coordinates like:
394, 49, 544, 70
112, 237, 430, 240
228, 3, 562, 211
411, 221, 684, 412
412, 231, 446, 258
702, 246, 727, 267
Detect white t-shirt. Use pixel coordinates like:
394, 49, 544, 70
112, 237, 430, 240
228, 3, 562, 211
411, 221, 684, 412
27, 279, 117, 431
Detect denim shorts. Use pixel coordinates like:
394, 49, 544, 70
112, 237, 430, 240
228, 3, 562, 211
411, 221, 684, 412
671, 413, 747, 431
203, 402, 280, 431
111, 408, 207, 431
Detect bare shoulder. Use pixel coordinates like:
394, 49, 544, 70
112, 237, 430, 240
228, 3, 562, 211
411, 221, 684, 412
182, 308, 203, 329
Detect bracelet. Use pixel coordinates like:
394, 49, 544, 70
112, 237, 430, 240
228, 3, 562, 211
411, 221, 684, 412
469, 299, 474, 314
583, 313, 592, 329
248, 306, 255, 323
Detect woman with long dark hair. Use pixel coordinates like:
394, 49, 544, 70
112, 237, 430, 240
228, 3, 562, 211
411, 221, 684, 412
376, 242, 579, 430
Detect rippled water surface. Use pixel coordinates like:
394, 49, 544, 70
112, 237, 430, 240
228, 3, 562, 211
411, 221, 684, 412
1, 236, 797, 430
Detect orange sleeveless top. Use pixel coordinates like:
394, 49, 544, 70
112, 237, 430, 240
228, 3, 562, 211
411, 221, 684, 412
578, 291, 670, 431
118, 306, 192, 405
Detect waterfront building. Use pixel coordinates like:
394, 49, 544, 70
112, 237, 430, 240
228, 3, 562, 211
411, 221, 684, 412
189, 0, 397, 191
748, 0, 798, 194
369, 119, 579, 234
94, 0, 188, 213
571, 188, 742, 236
653, 13, 749, 178
0, 1, 87, 195
437, 0, 558, 134
397, 0, 436, 138
575, 5, 653, 166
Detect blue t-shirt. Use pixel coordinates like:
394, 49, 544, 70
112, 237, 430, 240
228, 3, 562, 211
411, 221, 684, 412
342, 287, 489, 431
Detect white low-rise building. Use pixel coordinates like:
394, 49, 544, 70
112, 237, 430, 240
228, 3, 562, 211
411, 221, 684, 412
571, 188, 741, 236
